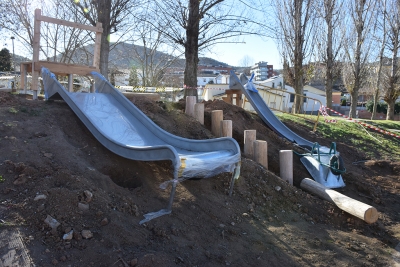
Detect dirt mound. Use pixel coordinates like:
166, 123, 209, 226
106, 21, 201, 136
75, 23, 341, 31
0, 93, 399, 266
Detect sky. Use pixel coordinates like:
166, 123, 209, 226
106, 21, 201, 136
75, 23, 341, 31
203, 35, 283, 69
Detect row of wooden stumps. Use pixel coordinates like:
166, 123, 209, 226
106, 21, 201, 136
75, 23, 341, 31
185, 96, 378, 224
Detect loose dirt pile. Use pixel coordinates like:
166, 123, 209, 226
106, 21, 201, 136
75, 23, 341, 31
0, 92, 399, 266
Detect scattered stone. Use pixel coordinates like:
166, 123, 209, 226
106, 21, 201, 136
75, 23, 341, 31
34, 194, 47, 201
84, 190, 93, 202
44, 215, 60, 230
44, 153, 53, 158
219, 224, 225, 228
78, 202, 89, 211
275, 186, 281, 192
63, 230, 73, 240
73, 231, 82, 241
37, 204, 45, 212
100, 218, 108, 226
51, 259, 58, 265
59, 256, 67, 262
45, 249, 50, 253
81, 230, 93, 239
130, 258, 138, 266
13, 175, 27, 185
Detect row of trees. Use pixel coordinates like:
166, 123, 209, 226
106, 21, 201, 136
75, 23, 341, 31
274, 0, 400, 120
0, 0, 399, 120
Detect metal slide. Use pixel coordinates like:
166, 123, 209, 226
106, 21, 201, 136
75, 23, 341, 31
41, 68, 241, 223
229, 71, 345, 188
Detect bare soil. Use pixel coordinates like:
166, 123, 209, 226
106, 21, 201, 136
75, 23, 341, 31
0, 92, 399, 267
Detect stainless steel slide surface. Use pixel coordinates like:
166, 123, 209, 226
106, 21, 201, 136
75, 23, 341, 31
41, 68, 241, 223
230, 71, 314, 151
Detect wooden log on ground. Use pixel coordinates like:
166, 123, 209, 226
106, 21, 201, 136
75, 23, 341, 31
194, 103, 204, 125
279, 150, 293, 185
185, 96, 196, 117
244, 130, 256, 158
211, 110, 223, 137
122, 92, 161, 101
300, 178, 378, 224
221, 120, 232, 137
254, 140, 268, 169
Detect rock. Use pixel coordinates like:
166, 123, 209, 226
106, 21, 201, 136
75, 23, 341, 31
84, 190, 93, 202
100, 218, 108, 226
73, 231, 82, 240
275, 186, 281, 192
37, 204, 45, 212
78, 202, 89, 211
34, 194, 47, 201
13, 175, 27, 185
81, 230, 93, 239
51, 259, 58, 265
130, 258, 138, 266
63, 230, 73, 240
44, 153, 53, 158
44, 215, 60, 230
59, 256, 67, 262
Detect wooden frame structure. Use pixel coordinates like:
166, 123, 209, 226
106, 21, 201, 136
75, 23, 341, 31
20, 9, 103, 99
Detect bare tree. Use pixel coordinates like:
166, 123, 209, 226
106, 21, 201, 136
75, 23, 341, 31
71, 0, 137, 77
381, 0, 400, 120
273, 0, 317, 113
144, 0, 268, 99
342, 0, 377, 118
314, 0, 345, 110
370, 0, 388, 120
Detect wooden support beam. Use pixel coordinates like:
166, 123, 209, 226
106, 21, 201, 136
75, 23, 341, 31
68, 74, 73, 92
300, 178, 378, 224
211, 110, 223, 137
34, 61, 98, 76
31, 8, 41, 100
37, 10, 103, 33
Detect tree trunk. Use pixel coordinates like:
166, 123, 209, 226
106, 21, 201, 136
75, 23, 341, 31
350, 89, 358, 118
97, 0, 111, 78
325, 2, 334, 112
184, 0, 200, 100
386, 99, 395, 120
371, 92, 379, 120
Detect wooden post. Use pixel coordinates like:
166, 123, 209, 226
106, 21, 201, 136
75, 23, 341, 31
279, 150, 293, 185
244, 130, 256, 158
300, 178, 378, 224
20, 63, 27, 94
254, 140, 268, 169
93, 22, 102, 69
221, 120, 232, 137
68, 74, 73, 92
194, 103, 204, 125
211, 110, 223, 137
185, 96, 196, 117
31, 9, 42, 100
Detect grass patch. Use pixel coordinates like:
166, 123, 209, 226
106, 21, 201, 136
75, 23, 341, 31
276, 113, 400, 161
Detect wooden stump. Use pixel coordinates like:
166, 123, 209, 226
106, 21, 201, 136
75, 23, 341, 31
185, 96, 196, 117
211, 110, 223, 137
194, 103, 204, 125
279, 150, 293, 185
300, 178, 378, 224
221, 120, 232, 137
244, 130, 256, 158
254, 140, 268, 169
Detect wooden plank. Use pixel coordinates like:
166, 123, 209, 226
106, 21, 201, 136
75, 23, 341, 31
34, 61, 99, 76
31, 9, 42, 97
39, 15, 103, 33
300, 178, 378, 224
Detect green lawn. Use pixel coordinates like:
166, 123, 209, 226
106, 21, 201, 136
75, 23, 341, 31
276, 113, 400, 161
